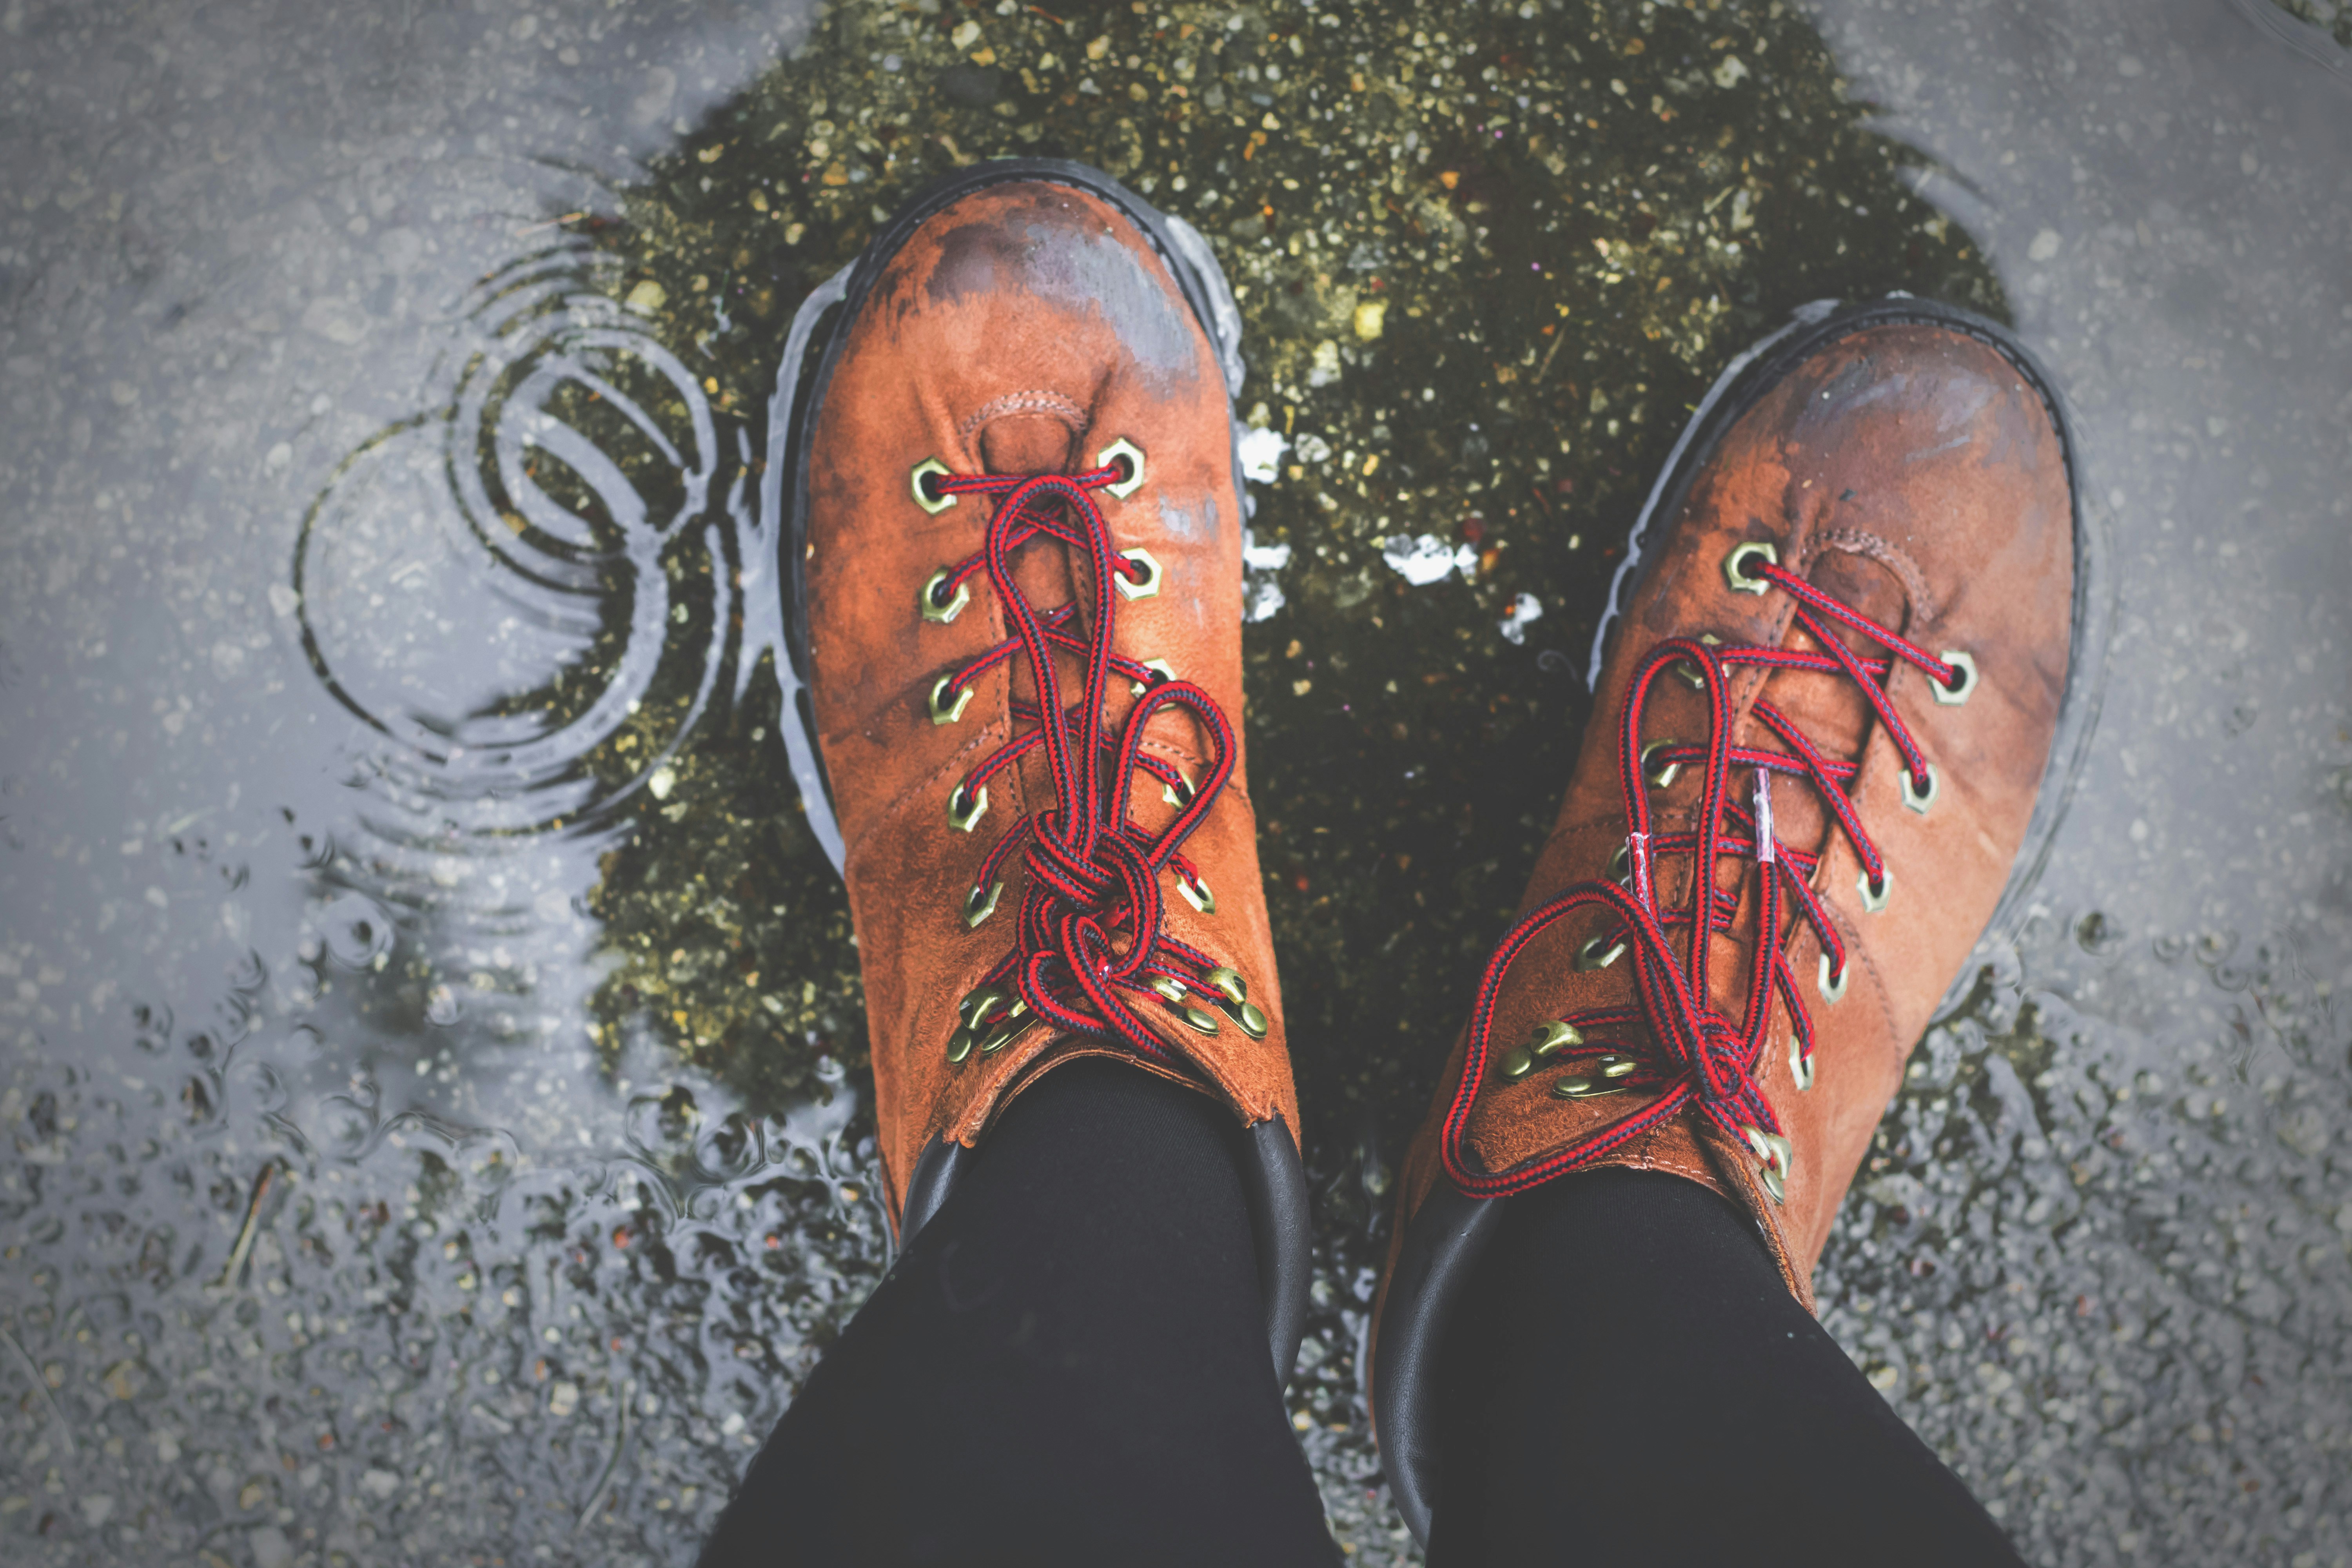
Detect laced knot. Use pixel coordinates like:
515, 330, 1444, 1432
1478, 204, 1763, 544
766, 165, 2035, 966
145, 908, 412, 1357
926, 455, 1243, 1067
1439, 545, 1969, 1201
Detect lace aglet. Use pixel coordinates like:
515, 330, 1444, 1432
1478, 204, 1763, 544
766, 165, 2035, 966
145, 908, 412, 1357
1628, 831, 1652, 904
1753, 767, 1776, 865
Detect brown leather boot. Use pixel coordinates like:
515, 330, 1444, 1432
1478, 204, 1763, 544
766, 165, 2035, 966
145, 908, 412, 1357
771, 161, 1308, 1373
1369, 299, 2103, 1538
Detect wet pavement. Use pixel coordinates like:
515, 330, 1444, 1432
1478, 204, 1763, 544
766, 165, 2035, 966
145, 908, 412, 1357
4, 0, 2350, 1563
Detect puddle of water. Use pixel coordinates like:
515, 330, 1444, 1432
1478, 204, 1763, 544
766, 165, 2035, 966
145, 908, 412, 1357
3, 0, 2349, 1563
1791, 4, 2352, 1561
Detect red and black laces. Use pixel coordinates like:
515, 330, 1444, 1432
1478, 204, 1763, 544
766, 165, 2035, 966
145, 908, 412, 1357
922, 459, 1241, 1067
1438, 546, 1969, 1203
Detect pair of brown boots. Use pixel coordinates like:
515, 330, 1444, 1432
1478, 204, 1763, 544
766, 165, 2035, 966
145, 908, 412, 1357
775, 161, 2091, 1539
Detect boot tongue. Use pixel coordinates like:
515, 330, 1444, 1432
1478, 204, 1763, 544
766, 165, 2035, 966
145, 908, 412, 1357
1779, 545, 1910, 753
1806, 547, 1909, 648
1739, 544, 1912, 858
978, 414, 1077, 475
977, 413, 1086, 709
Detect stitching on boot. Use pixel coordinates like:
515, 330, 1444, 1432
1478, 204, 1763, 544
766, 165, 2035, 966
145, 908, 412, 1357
958, 389, 1089, 439
1621, 1124, 1724, 1191
1809, 526, 1938, 626
838, 721, 1013, 878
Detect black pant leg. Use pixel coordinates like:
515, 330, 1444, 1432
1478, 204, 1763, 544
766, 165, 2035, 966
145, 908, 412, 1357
700, 1060, 1338, 1568
1428, 1169, 2026, 1568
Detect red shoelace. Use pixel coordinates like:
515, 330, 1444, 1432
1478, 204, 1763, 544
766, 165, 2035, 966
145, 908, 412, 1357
1439, 550, 1971, 1201
923, 457, 1242, 1067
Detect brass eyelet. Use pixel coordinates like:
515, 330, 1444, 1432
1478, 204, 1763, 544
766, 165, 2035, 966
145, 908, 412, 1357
1672, 657, 1708, 691
1177, 874, 1215, 915
1553, 1075, 1629, 1100
1114, 547, 1162, 601
1149, 976, 1189, 1005
1575, 935, 1627, 972
1096, 437, 1147, 499
1641, 737, 1686, 790
978, 1018, 1028, 1055
1816, 951, 1848, 1004
1499, 1045, 1535, 1080
1900, 763, 1938, 815
947, 783, 989, 833
910, 457, 958, 515
962, 880, 1004, 930
920, 568, 970, 625
958, 984, 1011, 1029
1789, 1038, 1816, 1092
961, 988, 1031, 1056
1608, 840, 1632, 884
1196, 967, 1266, 1038
1129, 657, 1177, 699
1857, 868, 1890, 913
929, 675, 975, 726
946, 1027, 976, 1065
1933, 650, 1978, 706
1529, 1020, 1584, 1057
1723, 539, 1779, 595
1178, 1005, 1221, 1036
1742, 1126, 1793, 1204
1160, 769, 1196, 809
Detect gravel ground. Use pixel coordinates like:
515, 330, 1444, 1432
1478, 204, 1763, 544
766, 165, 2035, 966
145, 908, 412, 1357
2, 0, 2348, 1563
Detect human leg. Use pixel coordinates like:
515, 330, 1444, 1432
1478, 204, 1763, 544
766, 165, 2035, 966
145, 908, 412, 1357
712, 158, 1321, 1563
701, 1061, 1337, 1568
1426, 1169, 2022, 1566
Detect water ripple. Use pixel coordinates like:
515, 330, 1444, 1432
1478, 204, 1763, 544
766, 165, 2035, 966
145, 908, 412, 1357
294, 245, 743, 840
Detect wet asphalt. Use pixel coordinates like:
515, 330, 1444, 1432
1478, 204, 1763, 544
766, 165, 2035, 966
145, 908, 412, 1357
3, 0, 2350, 1563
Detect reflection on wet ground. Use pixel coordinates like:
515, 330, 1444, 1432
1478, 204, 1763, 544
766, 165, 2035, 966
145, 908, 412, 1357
3, 0, 2349, 1563
2261, 0, 2352, 51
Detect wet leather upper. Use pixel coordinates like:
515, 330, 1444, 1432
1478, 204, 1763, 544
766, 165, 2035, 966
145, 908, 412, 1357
1386, 321, 2076, 1306
800, 181, 1298, 1222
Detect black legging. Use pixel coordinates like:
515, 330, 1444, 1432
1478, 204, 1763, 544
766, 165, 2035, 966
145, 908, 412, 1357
1429, 1168, 2025, 1566
700, 1062, 2025, 1566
